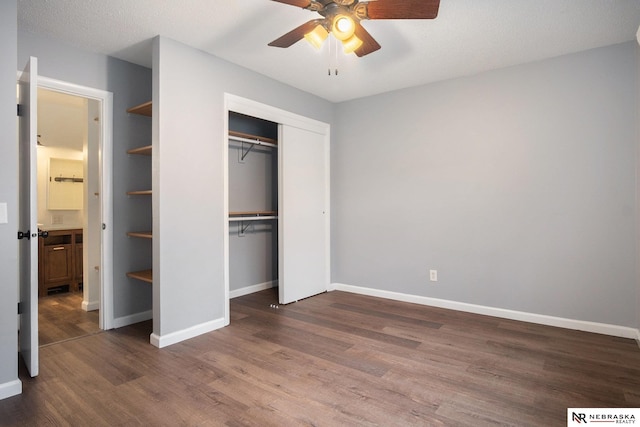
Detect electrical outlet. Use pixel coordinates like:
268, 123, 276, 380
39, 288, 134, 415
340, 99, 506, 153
429, 269, 438, 282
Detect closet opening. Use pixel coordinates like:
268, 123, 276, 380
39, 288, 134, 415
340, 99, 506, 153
228, 111, 279, 304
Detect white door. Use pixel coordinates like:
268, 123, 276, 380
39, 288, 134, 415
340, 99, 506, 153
278, 125, 328, 304
18, 57, 39, 377
85, 98, 101, 315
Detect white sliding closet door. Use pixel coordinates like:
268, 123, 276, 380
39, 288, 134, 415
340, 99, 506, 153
278, 125, 328, 304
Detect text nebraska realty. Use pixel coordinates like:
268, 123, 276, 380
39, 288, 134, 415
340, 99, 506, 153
573, 413, 636, 424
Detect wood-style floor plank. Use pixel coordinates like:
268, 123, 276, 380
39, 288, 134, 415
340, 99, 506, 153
38, 291, 100, 346
2, 288, 639, 426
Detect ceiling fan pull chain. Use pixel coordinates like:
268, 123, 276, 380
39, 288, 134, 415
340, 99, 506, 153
335, 37, 339, 76
325, 36, 340, 76
326, 37, 338, 76
327, 34, 331, 75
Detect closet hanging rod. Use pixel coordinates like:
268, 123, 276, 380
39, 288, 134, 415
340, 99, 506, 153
228, 135, 278, 149
229, 210, 276, 216
229, 130, 277, 145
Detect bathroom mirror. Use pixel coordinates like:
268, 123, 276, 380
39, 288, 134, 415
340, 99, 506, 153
48, 158, 83, 210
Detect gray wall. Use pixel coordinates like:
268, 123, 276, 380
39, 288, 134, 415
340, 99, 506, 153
152, 36, 332, 338
17, 30, 153, 320
0, 0, 19, 394
332, 41, 638, 328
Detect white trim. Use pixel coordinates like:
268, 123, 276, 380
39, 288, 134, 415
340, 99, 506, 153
150, 317, 226, 348
332, 283, 639, 339
112, 310, 152, 329
0, 380, 22, 400
223, 96, 230, 327
230, 281, 277, 299
323, 128, 331, 298
81, 300, 100, 312
35, 75, 114, 331
636, 329, 640, 348
225, 93, 328, 135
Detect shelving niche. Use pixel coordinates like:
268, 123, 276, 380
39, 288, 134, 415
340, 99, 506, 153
127, 101, 153, 284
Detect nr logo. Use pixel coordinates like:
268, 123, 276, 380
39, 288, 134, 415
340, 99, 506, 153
572, 412, 587, 423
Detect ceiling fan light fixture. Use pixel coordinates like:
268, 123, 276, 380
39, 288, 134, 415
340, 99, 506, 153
304, 24, 329, 49
342, 34, 363, 54
270, 0, 440, 58
332, 14, 356, 41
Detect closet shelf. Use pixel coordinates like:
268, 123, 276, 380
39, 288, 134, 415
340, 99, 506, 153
127, 269, 152, 284
127, 190, 152, 196
127, 101, 152, 117
127, 145, 152, 156
229, 130, 277, 149
127, 231, 152, 239
229, 211, 278, 222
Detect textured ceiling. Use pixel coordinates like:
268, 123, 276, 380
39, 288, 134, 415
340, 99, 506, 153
18, 0, 640, 103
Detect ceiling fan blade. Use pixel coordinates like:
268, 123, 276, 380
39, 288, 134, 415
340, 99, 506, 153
364, 0, 440, 20
268, 20, 323, 48
271, 0, 312, 8
353, 23, 381, 57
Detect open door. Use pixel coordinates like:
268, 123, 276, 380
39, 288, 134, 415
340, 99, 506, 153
84, 98, 102, 316
18, 56, 39, 377
278, 125, 328, 304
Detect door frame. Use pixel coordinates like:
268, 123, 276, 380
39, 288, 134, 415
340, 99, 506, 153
223, 93, 330, 324
37, 76, 114, 330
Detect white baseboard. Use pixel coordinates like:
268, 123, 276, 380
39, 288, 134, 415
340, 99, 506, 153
332, 283, 639, 340
82, 299, 100, 312
230, 280, 277, 299
0, 380, 22, 400
150, 317, 226, 349
112, 310, 152, 329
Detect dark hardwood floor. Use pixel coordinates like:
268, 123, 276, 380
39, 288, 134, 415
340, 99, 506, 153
38, 291, 100, 346
2, 288, 640, 426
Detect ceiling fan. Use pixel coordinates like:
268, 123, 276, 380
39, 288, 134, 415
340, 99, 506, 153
268, 0, 440, 57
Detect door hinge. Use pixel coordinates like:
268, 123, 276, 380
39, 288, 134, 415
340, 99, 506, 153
17, 104, 23, 117
18, 302, 23, 315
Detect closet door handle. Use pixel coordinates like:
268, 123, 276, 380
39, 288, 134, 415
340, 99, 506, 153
52, 246, 66, 251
